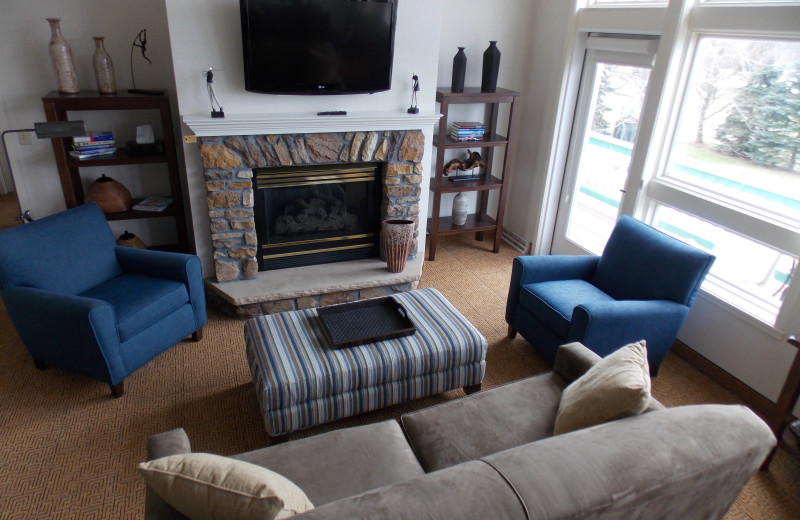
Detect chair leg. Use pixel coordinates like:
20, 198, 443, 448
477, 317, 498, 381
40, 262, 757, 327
33, 359, 47, 370
110, 381, 125, 398
192, 327, 203, 342
464, 383, 482, 395
508, 326, 517, 339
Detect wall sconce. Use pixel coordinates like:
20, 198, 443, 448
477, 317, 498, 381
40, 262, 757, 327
0, 120, 86, 223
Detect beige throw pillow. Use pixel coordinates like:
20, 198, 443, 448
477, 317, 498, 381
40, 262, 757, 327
553, 340, 651, 435
138, 453, 314, 520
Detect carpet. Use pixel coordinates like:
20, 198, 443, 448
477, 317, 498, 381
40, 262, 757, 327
0, 234, 798, 519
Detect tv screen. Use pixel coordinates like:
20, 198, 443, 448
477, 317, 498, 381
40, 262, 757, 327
240, 0, 398, 95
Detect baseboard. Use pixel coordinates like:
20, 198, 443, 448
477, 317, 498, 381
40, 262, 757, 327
501, 226, 531, 254
672, 340, 777, 422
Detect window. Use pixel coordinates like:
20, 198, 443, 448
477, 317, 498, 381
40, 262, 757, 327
650, 36, 800, 325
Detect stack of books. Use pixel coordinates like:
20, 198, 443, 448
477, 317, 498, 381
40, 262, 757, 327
450, 122, 486, 142
69, 131, 116, 159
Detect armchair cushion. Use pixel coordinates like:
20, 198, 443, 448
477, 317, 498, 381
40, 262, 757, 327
138, 453, 314, 520
554, 340, 651, 435
520, 280, 615, 338
80, 274, 189, 342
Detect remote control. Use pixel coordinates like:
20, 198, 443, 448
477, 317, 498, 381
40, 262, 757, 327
317, 111, 347, 116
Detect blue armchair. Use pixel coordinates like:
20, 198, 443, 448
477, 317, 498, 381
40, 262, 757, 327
0, 203, 206, 397
506, 215, 715, 374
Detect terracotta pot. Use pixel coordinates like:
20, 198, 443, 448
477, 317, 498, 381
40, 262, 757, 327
116, 230, 146, 249
382, 219, 414, 273
85, 174, 132, 213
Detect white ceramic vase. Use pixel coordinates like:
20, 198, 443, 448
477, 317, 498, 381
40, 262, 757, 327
47, 18, 79, 94
93, 36, 117, 94
452, 192, 468, 226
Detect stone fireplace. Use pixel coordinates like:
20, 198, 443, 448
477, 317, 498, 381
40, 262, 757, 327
195, 128, 427, 317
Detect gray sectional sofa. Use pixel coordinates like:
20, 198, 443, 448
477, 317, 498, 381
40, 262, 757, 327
145, 343, 775, 520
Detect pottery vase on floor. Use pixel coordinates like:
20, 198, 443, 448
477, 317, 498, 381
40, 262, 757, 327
452, 192, 468, 226
382, 219, 414, 273
451, 47, 466, 93
481, 41, 501, 93
47, 18, 78, 94
93, 36, 117, 94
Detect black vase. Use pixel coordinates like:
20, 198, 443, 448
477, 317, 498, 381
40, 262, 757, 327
481, 41, 501, 93
451, 47, 466, 93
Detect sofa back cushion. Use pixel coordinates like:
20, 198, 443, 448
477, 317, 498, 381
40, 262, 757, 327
0, 203, 122, 294
592, 215, 714, 305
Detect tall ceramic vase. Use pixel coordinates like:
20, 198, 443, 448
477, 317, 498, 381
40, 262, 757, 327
47, 18, 78, 94
451, 47, 466, 93
481, 41, 501, 93
93, 37, 117, 94
452, 192, 468, 226
382, 219, 414, 273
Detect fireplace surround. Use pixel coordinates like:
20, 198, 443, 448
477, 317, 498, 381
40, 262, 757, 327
194, 127, 429, 317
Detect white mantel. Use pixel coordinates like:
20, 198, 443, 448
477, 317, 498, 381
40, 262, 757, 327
182, 111, 442, 137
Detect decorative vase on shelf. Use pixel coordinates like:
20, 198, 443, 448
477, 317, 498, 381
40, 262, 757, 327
452, 192, 468, 226
382, 219, 414, 273
92, 36, 117, 94
451, 47, 466, 93
116, 230, 146, 249
85, 174, 132, 213
47, 18, 78, 94
481, 41, 501, 93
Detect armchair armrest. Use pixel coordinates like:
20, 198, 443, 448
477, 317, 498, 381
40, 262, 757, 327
569, 299, 690, 365
116, 248, 206, 328
116, 247, 200, 286
553, 342, 602, 384
2, 286, 123, 382
507, 255, 598, 324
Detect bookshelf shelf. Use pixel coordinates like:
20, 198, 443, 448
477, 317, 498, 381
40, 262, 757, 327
427, 87, 519, 261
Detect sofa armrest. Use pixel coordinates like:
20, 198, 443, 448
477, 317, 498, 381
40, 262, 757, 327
145, 428, 193, 520
147, 428, 192, 461
553, 342, 602, 384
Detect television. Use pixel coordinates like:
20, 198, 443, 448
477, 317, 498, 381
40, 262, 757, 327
240, 0, 398, 95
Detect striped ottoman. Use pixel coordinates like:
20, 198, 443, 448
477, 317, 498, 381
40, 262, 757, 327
243, 287, 487, 438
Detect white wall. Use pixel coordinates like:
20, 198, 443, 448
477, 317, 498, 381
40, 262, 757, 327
163, 0, 444, 275
0, 0, 176, 232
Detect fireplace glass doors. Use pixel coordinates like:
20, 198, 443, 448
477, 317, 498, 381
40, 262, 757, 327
254, 163, 382, 270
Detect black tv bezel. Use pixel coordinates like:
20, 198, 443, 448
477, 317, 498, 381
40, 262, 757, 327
240, 0, 398, 96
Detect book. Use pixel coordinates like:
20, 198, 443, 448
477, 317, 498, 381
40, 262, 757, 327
72, 131, 114, 143
452, 122, 485, 129
133, 196, 172, 212
69, 148, 117, 160
73, 141, 116, 150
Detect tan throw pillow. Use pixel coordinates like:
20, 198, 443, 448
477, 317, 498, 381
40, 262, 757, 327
553, 340, 651, 435
138, 453, 314, 520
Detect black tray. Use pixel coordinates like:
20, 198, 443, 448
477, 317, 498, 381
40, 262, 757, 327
317, 296, 416, 349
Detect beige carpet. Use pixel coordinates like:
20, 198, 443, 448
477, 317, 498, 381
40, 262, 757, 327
0, 233, 798, 519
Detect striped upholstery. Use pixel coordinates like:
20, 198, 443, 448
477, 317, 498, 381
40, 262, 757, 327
244, 288, 487, 436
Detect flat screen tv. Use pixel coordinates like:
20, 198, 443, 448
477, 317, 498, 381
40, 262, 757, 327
240, 0, 398, 95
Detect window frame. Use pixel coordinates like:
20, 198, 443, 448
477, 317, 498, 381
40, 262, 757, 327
567, 0, 800, 332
